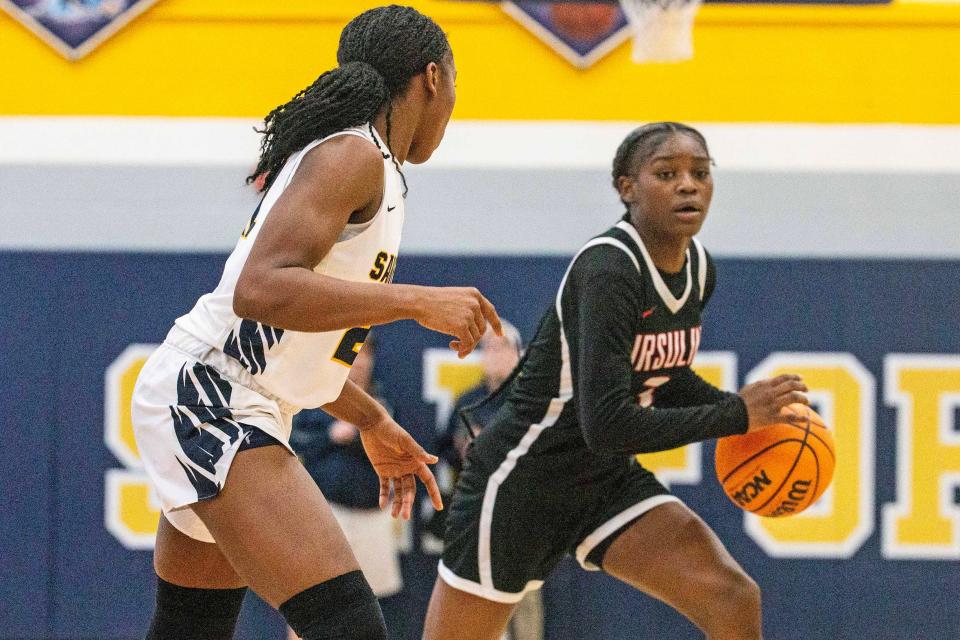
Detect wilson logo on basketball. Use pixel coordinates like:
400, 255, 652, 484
715, 404, 835, 518
768, 480, 813, 517
732, 469, 773, 507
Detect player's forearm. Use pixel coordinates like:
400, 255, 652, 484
572, 322, 746, 455
234, 266, 425, 332
654, 368, 736, 409
581, 391, 747, 456
321, 380, 390, 431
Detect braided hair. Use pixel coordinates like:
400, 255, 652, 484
247, 5, 450, 193
611, 122, 710, 205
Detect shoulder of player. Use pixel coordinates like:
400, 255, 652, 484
689, 237, 714, 266
292, 133, 385, 198
691, 238, 718, 306
560, 242, 643, 308
569, 239, 641, 282
693, 239, 715, 274
692, 237, 712, 259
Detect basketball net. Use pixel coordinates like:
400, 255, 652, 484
618, 0, 702, 63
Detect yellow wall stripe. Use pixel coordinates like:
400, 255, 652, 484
1, 1, 959, 122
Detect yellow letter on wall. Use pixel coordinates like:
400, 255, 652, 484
105, 344, 161, 550
743, 353, 875, 558
420, 347, 485, 553
883, 355, 960, 559
422, 348, 486, 429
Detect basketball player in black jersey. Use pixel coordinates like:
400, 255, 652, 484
423, 123, 808, 640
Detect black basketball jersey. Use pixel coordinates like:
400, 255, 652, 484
466, 217, 748, 483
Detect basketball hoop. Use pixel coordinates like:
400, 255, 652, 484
618, 0, 702, 63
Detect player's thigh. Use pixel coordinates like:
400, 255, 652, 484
190, 444, 360, 608
601, 501, 752, 614
423, 578, 516, 640
154, 513, 245, 589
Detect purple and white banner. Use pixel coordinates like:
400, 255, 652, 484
1, 0, 159, 59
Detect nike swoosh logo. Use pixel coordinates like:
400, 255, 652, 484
642, 306, 657, 319
387, 205, 397, 212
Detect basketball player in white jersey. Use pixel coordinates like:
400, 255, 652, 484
131, 7, 499, 639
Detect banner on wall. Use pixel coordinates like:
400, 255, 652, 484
0, 0, 159, 59
500, 0, 892, 69
502, 1, 630, 68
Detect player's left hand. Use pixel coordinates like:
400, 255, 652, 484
359, 417, 444, 520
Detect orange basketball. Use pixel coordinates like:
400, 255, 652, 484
715, 404, 835, 517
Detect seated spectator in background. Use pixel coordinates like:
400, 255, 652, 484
433, 321, 544, 640
436, 321, 524, 472
287, 336, 403, 639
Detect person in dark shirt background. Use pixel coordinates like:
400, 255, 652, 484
437, 321, 523, 473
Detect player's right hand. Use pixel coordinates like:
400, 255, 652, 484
358, 416, 444, 520
739, 374, 809, 432
412, 286, 503, 358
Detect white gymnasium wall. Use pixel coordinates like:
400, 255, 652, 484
3, 118, 960, 257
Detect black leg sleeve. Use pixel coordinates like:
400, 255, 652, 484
280, 570, 387, 640
145, 576, 246, 640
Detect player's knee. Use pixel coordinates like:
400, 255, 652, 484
722, 570, 761, 614
145, 576, 246, 640
675, 520, 761, 619
700, 568, 761, 627
280, 570, 387, 640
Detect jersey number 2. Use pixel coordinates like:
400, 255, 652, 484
331, 327, 371, 367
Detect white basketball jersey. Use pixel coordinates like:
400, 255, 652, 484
174, 124, 405, 409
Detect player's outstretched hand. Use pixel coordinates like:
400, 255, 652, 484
739, 374, 809, 432
412, 286, 502, 358
358, 417, 444, 520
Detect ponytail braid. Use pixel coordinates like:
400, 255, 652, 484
248, 62, 388, 190
248, 5, 450, 193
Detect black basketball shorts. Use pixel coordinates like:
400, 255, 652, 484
438, 455, 678, 603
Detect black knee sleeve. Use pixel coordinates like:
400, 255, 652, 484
280, 570, 386, 640
145, 576, 246, 640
